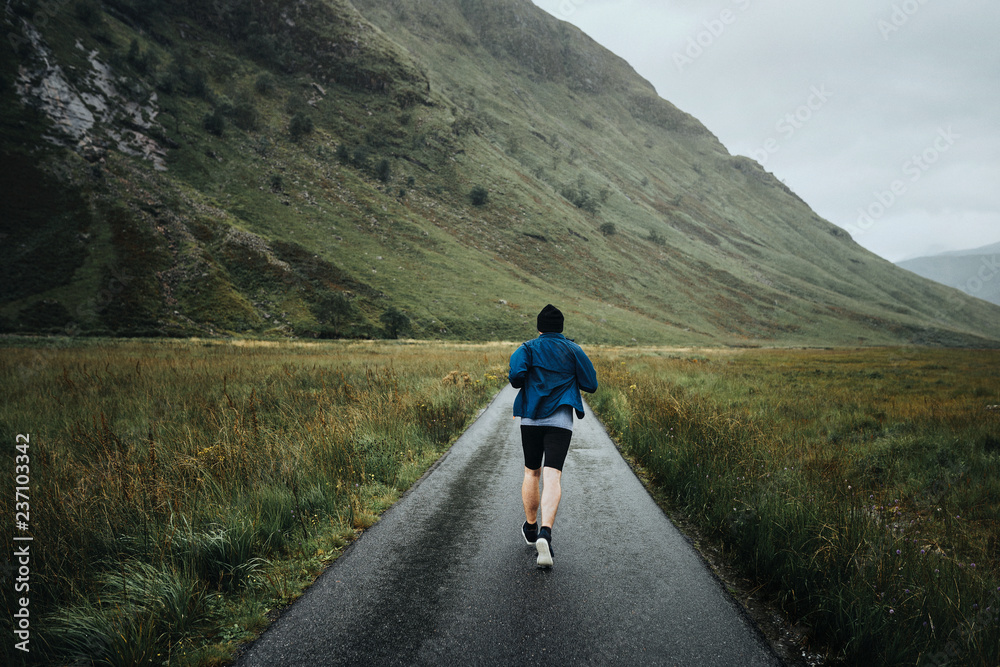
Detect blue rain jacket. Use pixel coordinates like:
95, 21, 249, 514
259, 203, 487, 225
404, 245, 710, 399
509, 333, 598, 420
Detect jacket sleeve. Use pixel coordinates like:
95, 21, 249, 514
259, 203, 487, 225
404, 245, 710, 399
575, 348, 598, 394
508, 344, 530, 389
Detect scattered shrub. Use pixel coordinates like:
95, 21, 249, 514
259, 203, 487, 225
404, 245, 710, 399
315, 292, 355, 335
155, 69, 176, 94
560, 179, 599, 214
253, 135, 271, 157
254, 72, 277, 96
288, 112, 314, 142
229, 97, 259, 132
285, 91, 306, 115
288, 111, 313, 141
203, 109, 225, 136
380, 307, 411, 339
180, 64, 209, 98
470, 185, 489, 207
335, 143, 351, 165
375, 158, 392, 183
125, 38, 158, 74
351, 146, 371, 169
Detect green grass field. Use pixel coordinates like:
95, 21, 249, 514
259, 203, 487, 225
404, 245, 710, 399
590, 346, 1000, 665
0, 338, 511, 665
2, 339, 998, 665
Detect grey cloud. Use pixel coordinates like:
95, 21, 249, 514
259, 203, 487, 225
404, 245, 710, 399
533, 0, 1000, 261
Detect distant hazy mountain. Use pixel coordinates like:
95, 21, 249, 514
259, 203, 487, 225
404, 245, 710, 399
3, 0, 999, 346
897, 243, 1000, 307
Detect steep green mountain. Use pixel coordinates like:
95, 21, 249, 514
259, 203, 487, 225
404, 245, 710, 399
3, 0, 998, 346
897, 243, 1000, 308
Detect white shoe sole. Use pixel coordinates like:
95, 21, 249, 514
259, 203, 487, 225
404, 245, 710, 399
536, 538, 553, 568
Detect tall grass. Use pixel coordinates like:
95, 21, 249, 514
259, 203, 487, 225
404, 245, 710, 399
590, 348, 1000, 666
0, 338, 510, 666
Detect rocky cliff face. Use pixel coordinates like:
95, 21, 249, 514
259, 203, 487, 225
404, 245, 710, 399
14, 20, 167, 169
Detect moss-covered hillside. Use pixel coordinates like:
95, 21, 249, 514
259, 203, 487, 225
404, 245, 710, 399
2, 0, 998, 346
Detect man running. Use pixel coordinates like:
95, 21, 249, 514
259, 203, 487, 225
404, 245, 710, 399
509, 304, 598, 568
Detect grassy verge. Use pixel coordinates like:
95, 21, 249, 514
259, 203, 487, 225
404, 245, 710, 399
0, 338, 512, 666
589, 347, 1000, 666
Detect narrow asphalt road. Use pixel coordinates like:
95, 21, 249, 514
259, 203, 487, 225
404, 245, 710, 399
235, 385, 782, 666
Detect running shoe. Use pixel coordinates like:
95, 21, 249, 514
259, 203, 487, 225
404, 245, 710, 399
522, 521, 538, 545
536, 527, 553, 568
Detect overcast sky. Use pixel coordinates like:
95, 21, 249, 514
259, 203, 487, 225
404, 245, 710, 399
530, 0, 1000, 262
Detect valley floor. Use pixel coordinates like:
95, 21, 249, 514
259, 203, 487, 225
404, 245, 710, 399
1, 339, 997, 665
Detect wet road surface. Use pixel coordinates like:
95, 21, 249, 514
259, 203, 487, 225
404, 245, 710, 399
234, 385, 782, 666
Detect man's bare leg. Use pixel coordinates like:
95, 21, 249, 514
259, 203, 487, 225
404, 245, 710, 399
533, 467, 561, 567
540, 467, 562, 528
523, 466, 563, 526
522, 466, 541, 523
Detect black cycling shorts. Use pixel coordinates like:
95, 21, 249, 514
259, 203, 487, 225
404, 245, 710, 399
520, 425, 573, 472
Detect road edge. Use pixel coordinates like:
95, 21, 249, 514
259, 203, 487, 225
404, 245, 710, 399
583, 400, 819, 667
226, 386, 510, 665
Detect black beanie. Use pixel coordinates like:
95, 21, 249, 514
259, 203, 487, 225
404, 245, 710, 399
537, 304, 564, 333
